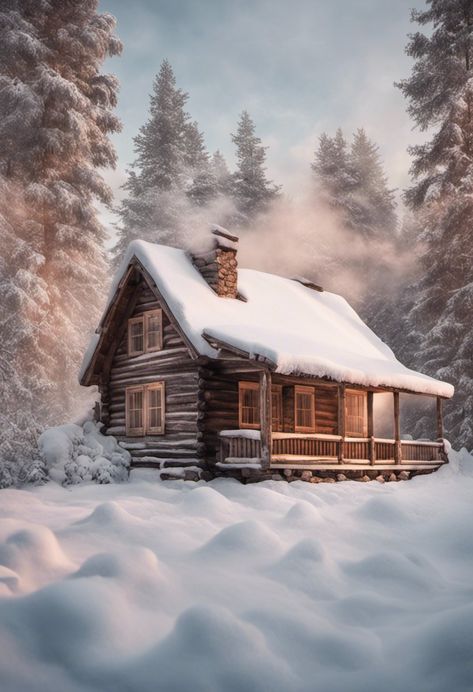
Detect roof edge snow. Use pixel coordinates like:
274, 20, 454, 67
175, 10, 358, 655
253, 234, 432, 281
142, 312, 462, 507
79, 239, 455, 399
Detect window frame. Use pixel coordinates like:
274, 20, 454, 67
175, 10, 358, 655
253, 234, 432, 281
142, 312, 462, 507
125, 382, 165, 436
294, 385, 316, 433
238, 381, 286, 431
126, 385, 145, 436
345, 389, 368, 437
271, 384, 283, 432
127, 316, 145, 357
146, 382, 165, 435
127, 309, 163, 357
239, 381, 260, 429
145, 310, 163, 353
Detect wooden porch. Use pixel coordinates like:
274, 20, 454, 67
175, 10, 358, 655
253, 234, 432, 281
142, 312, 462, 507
216, 368, 448, 475
218, 431, 446, 471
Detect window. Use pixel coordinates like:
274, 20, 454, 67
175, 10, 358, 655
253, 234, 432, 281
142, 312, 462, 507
346, 390, 367, 437
294, 385, 316, 433
126, 382, 165, 436
272, 385, 283, 432
128, 317, 144, 356
128, 310, 163, 356
126, 386, 145, 436
146, 311, 162, 352
239, 382, 260, 429
238, 382, 283, 430
147, 383, 164, 434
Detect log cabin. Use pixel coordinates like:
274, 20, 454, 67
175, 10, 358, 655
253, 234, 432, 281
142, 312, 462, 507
79, 226, 454, 482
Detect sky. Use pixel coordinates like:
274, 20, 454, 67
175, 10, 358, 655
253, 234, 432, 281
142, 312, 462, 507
99, 0, 426, 214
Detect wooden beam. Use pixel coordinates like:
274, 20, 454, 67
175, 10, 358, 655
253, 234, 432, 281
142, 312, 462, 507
260, 368, 272, 470
201, 331, 278, 370
338, 384, 346, 463
393, 392, 402, 464
367, 391, 376, 466
436, 397, 444, 439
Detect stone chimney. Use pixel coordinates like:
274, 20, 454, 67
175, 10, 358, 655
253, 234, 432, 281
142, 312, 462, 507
192, 225, 239, 298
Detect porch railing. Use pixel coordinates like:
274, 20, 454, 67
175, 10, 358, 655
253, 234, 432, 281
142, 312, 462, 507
219, 430, 445, 466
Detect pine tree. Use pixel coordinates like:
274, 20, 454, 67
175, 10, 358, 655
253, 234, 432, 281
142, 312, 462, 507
133, 59, 189, 191
231, 111, 281, 223
211, 150, 233, 196
185, 121, 216, 206
350, 129, 397, 238
395, 0, 473, 447
114, 60, 214, 258
0, 0, 121, 483
312, 129, 356, 223
0, 176, 48, 486
312, 128, 396, 238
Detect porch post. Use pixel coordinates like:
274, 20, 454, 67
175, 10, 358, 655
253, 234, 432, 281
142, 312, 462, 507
367, 391, 375, 465
436, 397, 444, 440
259, 368, 272, 470
338, 384, 345, 463
393, 391, 402, 464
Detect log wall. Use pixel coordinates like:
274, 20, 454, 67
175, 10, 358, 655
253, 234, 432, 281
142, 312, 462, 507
101, 280, 203, 472
199, 369, 340, 465
199, 364, 246, 461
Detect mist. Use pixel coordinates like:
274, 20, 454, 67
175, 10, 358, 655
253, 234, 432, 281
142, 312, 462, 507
176, 186, 420, 310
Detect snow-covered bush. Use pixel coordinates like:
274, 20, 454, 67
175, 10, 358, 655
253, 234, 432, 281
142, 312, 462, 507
0, 455, 46, 490
39, 421, 130, 485
0, 410, 47, 489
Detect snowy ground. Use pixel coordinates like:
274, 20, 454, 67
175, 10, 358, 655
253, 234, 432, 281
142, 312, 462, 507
0, 452, 472, 692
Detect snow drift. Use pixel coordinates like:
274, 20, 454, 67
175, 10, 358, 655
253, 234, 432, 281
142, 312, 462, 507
0, 448, 472, 691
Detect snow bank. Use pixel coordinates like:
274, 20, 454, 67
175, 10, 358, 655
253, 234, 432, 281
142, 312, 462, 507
80, 240, 454, 397
0, 448, 472, 690
39, 421, 130, 485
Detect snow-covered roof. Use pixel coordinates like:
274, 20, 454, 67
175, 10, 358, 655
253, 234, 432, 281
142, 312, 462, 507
80, 239, 454, 398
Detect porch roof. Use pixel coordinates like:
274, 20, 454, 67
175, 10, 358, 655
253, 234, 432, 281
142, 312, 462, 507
80, 240, 454, 398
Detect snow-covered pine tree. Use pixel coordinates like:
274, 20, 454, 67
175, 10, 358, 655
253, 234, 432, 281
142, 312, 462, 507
231, 111, 281, 224
0, 0, 121, 484
395, 0, 473, 447
114, 60, 214, 259
312, 128, 398, 311
311, 129, 356, 223
350, 129, 397, 238
133, 59, 189, 192
312, 128, 396, 238
185, 121, 216, 206
211, 150, 233, 196
363, 210, 423, 360
0, 176, 49, 486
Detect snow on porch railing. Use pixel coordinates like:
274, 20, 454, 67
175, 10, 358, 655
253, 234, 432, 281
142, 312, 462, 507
219, 430, 445, 465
